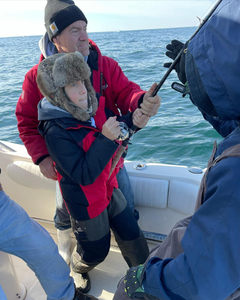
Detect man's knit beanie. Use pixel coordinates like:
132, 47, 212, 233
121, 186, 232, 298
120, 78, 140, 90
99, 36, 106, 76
36, 51, 98, 122
45, 0, 88, 41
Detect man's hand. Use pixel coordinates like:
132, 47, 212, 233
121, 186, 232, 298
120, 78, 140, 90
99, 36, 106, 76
133, 108, 149, 128
140, 83, 161, 117
102, 116, 121, 141
39, 156, 57, 180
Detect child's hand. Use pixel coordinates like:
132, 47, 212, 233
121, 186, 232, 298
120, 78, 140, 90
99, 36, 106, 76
102, 116, 121, 141
133, 108, 150, 128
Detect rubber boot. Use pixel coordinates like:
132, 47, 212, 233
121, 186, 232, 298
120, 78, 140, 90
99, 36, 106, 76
114, 229, 149, 267
70, 245, 92, 293
73, 288, 98, 300
57, 228, 72, 265
71, 270, 91, 294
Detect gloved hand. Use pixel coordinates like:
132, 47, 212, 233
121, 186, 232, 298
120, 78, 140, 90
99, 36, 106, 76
163, 39, 188, 84
124, 265, 146, 298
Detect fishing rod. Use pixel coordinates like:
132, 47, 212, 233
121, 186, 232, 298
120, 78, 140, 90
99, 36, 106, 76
130, 0, 223, 133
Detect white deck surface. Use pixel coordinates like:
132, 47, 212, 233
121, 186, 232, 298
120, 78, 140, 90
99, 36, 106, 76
12, 245, 127, 300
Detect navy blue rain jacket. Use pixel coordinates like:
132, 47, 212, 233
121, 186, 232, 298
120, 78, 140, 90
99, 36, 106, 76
143, 1, 240, 299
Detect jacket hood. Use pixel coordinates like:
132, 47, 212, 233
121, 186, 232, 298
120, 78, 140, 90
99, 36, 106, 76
38, 97, 72, 121
39, 32, 58, 58
38, 97, 96, 139
186, 0, 240, 121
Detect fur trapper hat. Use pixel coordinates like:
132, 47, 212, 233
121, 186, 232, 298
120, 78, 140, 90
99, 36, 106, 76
37, 51, 98, 121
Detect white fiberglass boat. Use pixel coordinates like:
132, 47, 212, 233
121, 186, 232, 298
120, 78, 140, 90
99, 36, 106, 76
0, 139, 204, 300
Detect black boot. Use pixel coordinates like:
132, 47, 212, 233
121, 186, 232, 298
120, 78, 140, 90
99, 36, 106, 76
72, 270, 91, 293
73, 288, 98, 300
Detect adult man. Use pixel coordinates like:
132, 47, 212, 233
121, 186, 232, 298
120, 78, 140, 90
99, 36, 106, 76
0, 176, 97, 300
15, 0, 160, 291
113, 0, 240, 299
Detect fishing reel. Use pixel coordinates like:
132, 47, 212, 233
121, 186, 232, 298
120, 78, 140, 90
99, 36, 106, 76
117, 122, 131, 141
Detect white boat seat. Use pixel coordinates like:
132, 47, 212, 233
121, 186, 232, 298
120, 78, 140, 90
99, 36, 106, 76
129, 174, 199, 236
129, 176, 197, 216
6, 161, 55, 191
130, 176, 168, 209
168, 180, 198, 215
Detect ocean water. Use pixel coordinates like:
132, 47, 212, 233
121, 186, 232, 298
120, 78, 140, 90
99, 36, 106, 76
0, 27, 222, 169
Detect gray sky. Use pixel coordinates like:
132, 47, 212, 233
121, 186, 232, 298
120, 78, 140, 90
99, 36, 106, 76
0, 1, 215, 38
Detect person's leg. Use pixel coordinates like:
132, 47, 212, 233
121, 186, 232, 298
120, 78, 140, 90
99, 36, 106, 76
116, 165, 139, 220
0, 286, 7, 300
55, 181, 72, 264
0, 190, 74, 300
70, 211, 111, 293
108, 189, 149, 268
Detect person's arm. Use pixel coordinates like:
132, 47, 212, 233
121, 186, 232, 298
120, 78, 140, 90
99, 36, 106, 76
142, 158, 240, 300
15, 65, 57, 180
45, 125, 119, 185
102, 56, 145, 114
15, 65, 49, 164
102, 57, 160, 117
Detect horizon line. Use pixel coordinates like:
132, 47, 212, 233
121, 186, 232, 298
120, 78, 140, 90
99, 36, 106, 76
0, 25, 197, 39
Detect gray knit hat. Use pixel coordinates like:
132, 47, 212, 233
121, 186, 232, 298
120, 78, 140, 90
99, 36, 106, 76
37, 51, 98, 121
45, 0, 88, 41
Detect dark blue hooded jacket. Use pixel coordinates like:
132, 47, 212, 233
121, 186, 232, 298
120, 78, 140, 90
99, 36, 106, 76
143, 1, 240, 299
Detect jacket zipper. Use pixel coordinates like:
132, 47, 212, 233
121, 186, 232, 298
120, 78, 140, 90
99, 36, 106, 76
100, 72, 103, 96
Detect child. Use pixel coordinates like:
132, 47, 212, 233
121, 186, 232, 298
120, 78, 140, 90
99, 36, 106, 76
37, 52, 149, 293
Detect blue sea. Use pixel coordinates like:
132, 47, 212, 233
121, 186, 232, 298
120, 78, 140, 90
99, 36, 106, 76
0, 27, 222, 169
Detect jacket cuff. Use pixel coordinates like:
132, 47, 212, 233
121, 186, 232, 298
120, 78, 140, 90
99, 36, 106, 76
35, 154, 50, 165
97, 133, 119, 150
118, 112, 133, 129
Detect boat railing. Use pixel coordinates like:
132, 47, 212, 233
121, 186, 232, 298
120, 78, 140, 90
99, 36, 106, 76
0, 141, 16, 153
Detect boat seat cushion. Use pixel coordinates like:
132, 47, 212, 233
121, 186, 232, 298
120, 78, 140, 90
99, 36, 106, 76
6, 161, 55, 191
129, 176, 168, 209
168, 180, 198, 215
129, 176, 198, 215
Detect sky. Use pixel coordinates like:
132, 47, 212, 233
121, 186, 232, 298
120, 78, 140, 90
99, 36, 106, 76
0, 0, 216, 38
